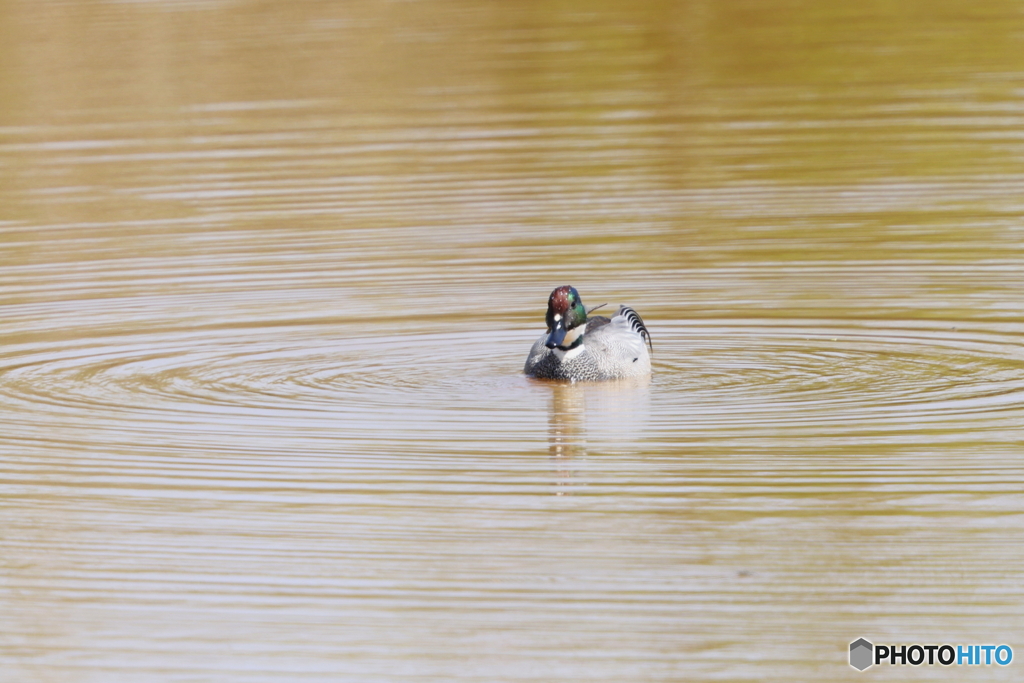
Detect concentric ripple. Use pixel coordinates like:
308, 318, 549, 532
651, 319, 1024, 432
3, 319, 1023, 452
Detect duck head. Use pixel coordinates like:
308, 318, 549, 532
544, 285, 588, 350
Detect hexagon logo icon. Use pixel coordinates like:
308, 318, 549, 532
850, 638, 873, 671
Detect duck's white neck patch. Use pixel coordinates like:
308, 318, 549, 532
553, 342, 585, 361
561, 322, 586, 347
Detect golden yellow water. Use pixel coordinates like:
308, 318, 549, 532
3, 1, 1024, 680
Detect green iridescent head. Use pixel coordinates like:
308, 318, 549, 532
544, 285, 587, 349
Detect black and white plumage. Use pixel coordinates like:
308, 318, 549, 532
616, 305, 653, 353
524, 286, 652, 381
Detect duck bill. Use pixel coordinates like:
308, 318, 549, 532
545, 321, 567, 349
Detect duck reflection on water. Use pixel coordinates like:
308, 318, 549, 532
543, 378, 651, 495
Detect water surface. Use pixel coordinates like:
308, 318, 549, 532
2, 1, 1024, 681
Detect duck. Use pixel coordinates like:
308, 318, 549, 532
524, 285, 652, 381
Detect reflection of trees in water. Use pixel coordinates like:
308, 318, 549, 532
545, 379, 651, 496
